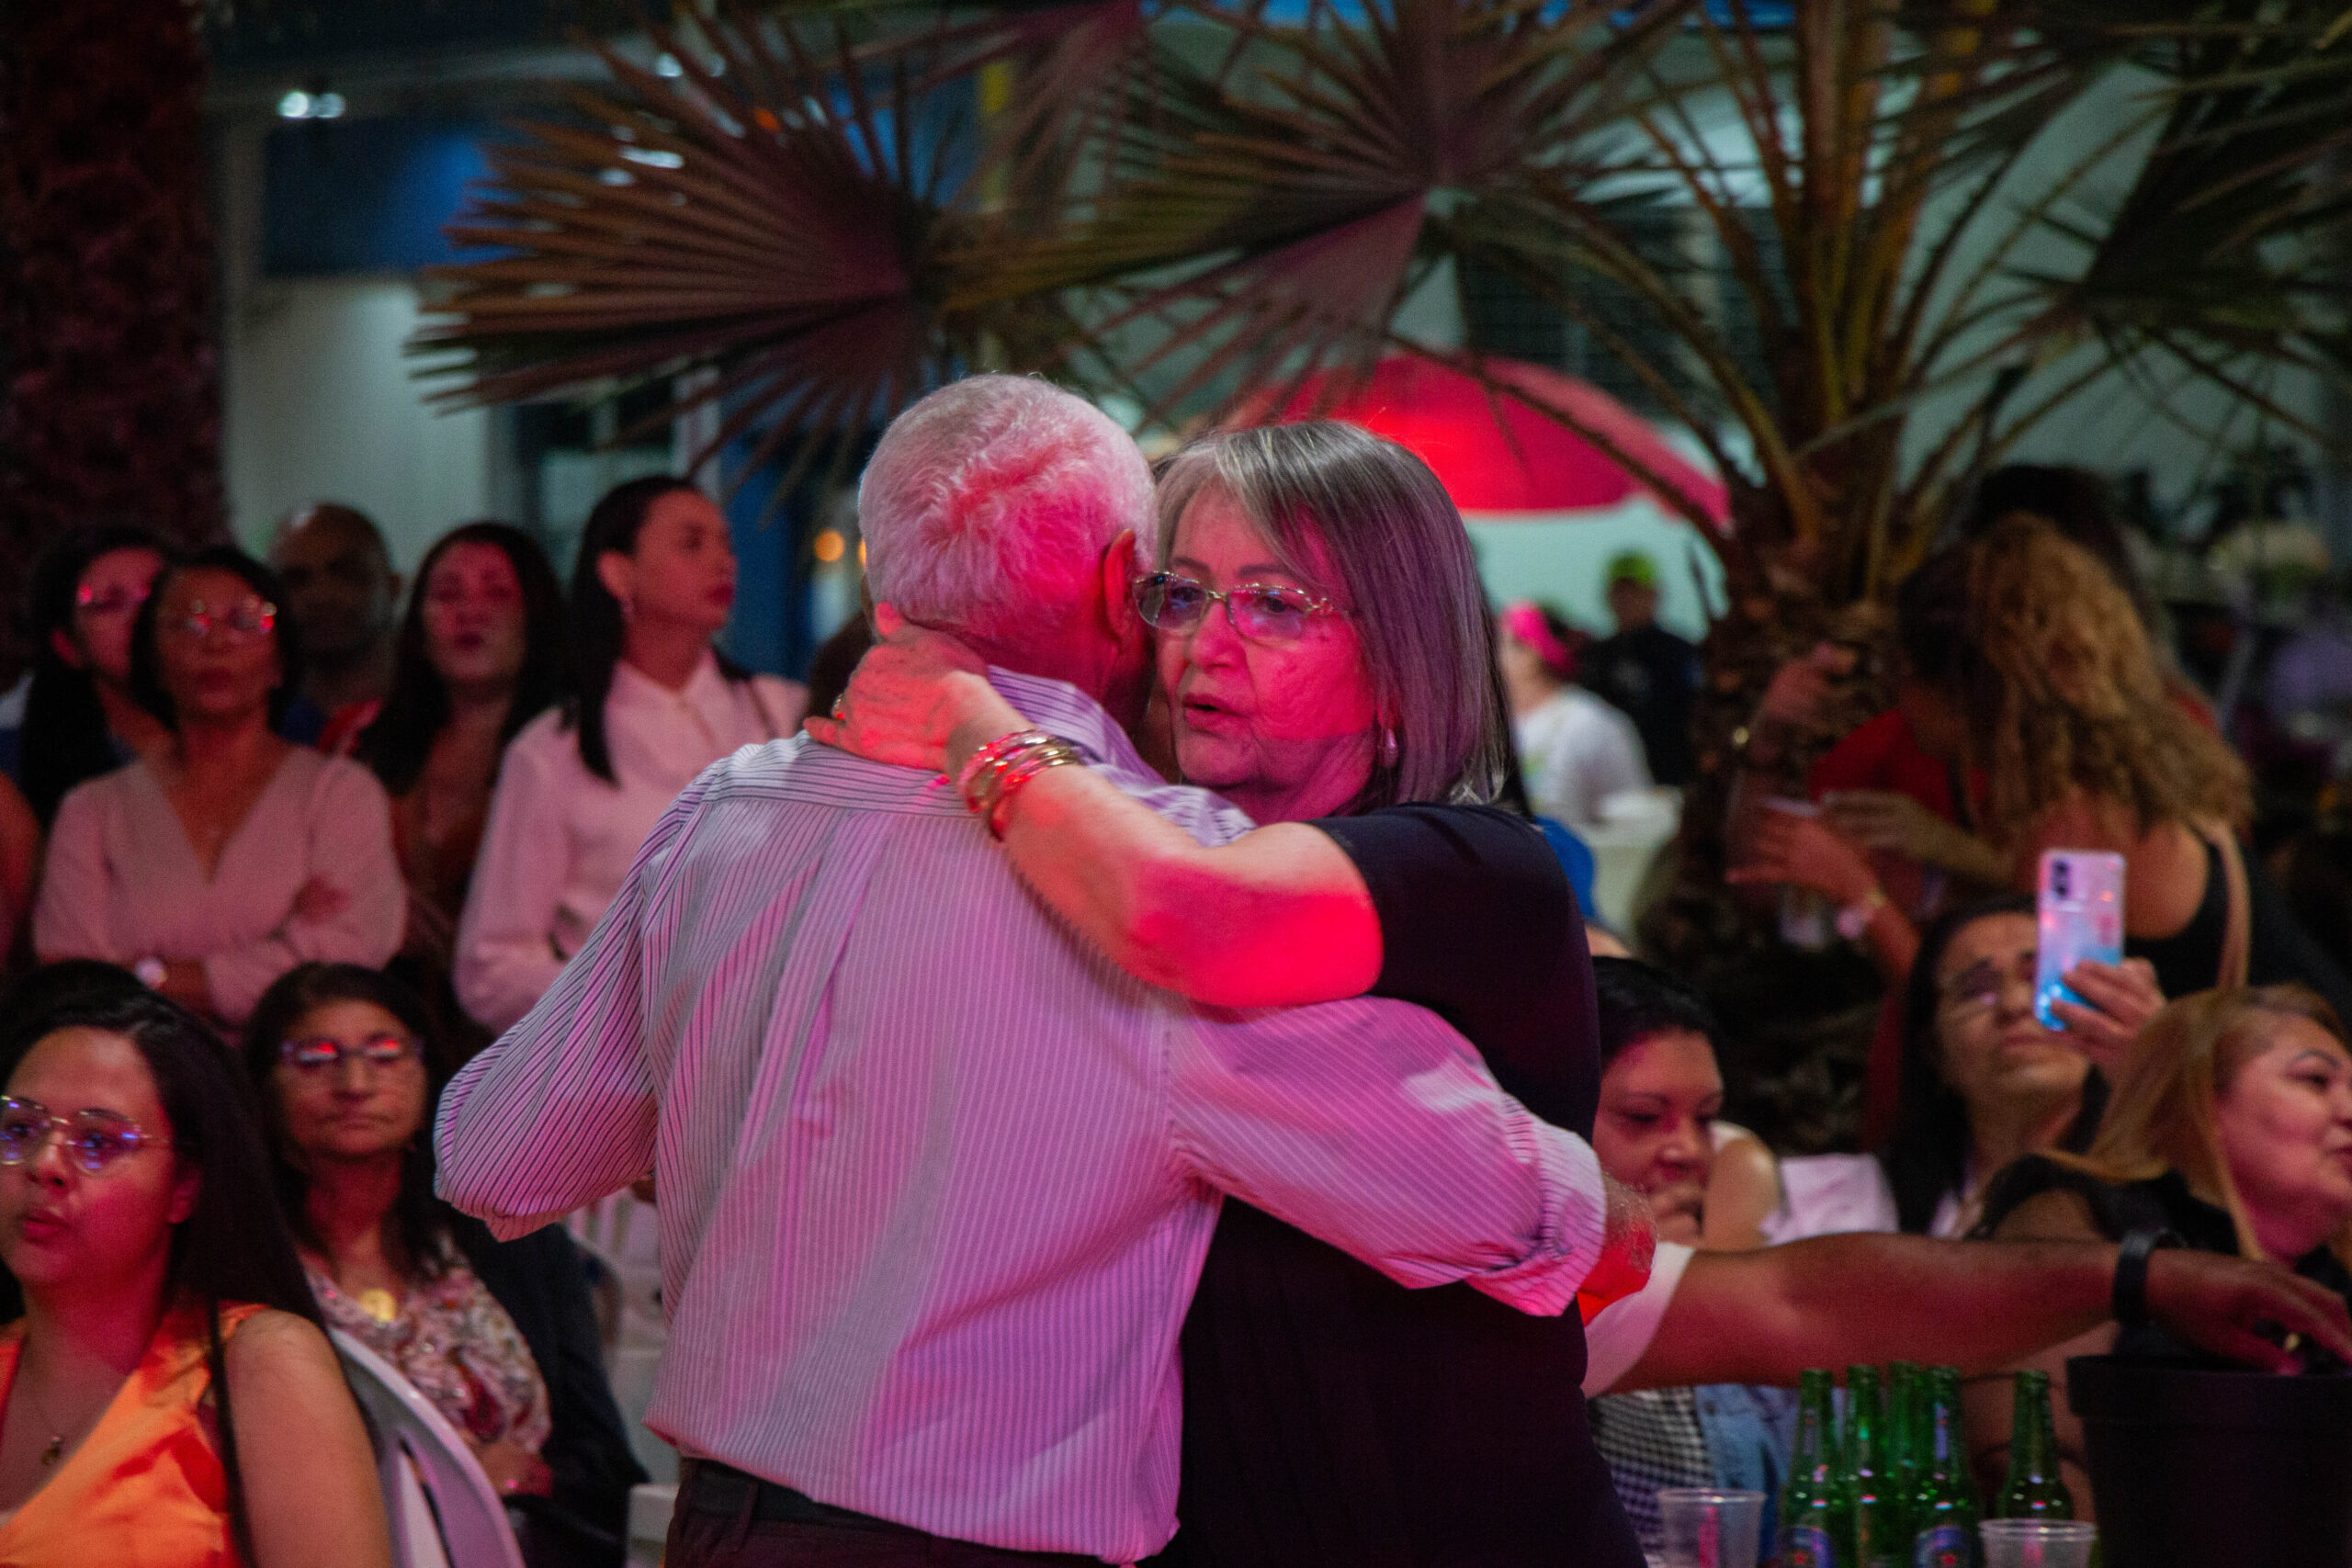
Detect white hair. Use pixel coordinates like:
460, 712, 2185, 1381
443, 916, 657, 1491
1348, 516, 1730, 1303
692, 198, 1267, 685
857, 375, 1153, 651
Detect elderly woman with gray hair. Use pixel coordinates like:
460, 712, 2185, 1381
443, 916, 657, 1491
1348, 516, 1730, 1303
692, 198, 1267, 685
808, 420, 1642, 1567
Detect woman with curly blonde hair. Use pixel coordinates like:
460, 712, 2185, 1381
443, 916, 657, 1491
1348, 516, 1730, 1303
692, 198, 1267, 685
1953, 516, 2348, 1012
1970, 984, 2352, 1512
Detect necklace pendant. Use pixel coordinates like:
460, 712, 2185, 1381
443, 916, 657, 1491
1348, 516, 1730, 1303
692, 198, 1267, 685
356, 1288, 401, 1325
38, 1435, 62, 1467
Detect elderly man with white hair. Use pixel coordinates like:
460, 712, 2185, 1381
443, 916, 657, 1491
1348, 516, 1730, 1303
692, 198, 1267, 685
435, 375, 1634, 1566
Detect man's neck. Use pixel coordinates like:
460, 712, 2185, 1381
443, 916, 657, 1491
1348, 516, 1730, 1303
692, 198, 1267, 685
972, 637, 1148, 738
305, 640, 396, 712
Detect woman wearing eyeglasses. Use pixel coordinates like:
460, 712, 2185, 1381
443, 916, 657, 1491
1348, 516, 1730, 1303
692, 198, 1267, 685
243, 964, 643, 1567
0, 982, 391, 1566
32, 549, 404, 1027
811, 422, 1647, 1566
1765, 897, 2165, 1246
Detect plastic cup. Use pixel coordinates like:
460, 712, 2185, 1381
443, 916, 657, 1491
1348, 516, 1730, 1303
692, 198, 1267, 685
1978, 1518, 2097, 1568
1657, 1488, 1765, 1568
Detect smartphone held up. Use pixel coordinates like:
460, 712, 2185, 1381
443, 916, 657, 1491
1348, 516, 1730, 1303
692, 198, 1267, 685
2035, 851, 2124, 1032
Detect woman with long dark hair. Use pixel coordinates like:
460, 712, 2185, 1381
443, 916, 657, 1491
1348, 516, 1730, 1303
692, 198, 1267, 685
10, 525, 173, 826
0, 984, 390, 1565
354, 524, 568, 987
243, 963, 642, 1567
31, 548, 404, 1025
455, 479, 804, 1035
1762, 897, 2158, 1244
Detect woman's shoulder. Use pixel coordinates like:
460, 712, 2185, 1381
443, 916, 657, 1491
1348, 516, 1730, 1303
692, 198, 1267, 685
219, 1305, 337, 1382
499, 704, 582, 773
54, 755, 152, 816
1355, 799, 1546, 835
1319, 803, 1563, 899
1975, 1155, 2188, 1242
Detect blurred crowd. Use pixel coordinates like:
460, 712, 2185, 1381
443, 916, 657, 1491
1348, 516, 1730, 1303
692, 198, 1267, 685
0, 480, 803, 1566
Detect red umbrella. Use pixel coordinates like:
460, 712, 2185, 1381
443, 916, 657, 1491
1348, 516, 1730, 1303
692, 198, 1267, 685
1246, 354, 1730, 528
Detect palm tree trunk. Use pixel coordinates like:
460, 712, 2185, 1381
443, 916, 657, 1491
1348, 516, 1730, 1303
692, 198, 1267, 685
0, 0, 222, 663
1636, 489, 1894, 1152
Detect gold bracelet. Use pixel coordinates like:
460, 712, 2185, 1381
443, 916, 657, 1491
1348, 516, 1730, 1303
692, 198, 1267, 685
957, 728, 1057, 813
960, 733, 1083, 834
980, 742, 1083, 839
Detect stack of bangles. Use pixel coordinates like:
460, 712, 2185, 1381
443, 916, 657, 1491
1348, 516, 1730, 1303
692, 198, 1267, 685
955, 728, 1084, 839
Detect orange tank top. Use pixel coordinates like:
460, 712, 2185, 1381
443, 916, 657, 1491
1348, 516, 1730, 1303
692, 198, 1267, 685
0, 1299, 270, 1568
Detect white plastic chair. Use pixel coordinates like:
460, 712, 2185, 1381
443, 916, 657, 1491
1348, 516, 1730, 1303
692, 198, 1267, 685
334, 1330, 528, 1568
626, 1483, 678, 1568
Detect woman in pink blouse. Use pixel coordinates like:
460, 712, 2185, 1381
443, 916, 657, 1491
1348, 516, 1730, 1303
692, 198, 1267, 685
32, 548, 404, 1025
454, 479, 804, 1034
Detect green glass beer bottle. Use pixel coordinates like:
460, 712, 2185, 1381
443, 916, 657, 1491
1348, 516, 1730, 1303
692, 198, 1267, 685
1842, 1365, 1905, 1568
1885, 1362, 1924, 1513
1995, 1369, 2074, 1519
1910, 1368, 1980, 1567
1781, 1370, 1848, 1568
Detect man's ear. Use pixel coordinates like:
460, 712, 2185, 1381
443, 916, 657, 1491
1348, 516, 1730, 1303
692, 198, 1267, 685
49, 626, 85, 671
1100, 531, 1142, 639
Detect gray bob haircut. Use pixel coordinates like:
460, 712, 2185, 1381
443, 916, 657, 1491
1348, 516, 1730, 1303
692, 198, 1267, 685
859, 375, 1154, 651
1155, 421, 1512, 811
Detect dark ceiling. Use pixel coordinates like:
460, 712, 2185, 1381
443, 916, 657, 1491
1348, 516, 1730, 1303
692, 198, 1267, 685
198, 0, 642, 72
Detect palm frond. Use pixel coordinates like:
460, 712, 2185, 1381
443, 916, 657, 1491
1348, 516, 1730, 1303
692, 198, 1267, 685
413, 4, 1105, 503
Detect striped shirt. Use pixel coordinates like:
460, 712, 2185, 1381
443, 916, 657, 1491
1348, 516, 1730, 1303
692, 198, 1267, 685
435, 671, 1608, 1562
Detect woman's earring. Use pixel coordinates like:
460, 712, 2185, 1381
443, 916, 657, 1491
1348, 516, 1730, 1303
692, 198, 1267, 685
1379, 727, 1399, 767
618, 595, 636, 623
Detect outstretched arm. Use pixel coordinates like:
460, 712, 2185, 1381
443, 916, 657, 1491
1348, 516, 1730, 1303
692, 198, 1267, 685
807, 615, 1382, 1009
1609, 1232, 2352, 1393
